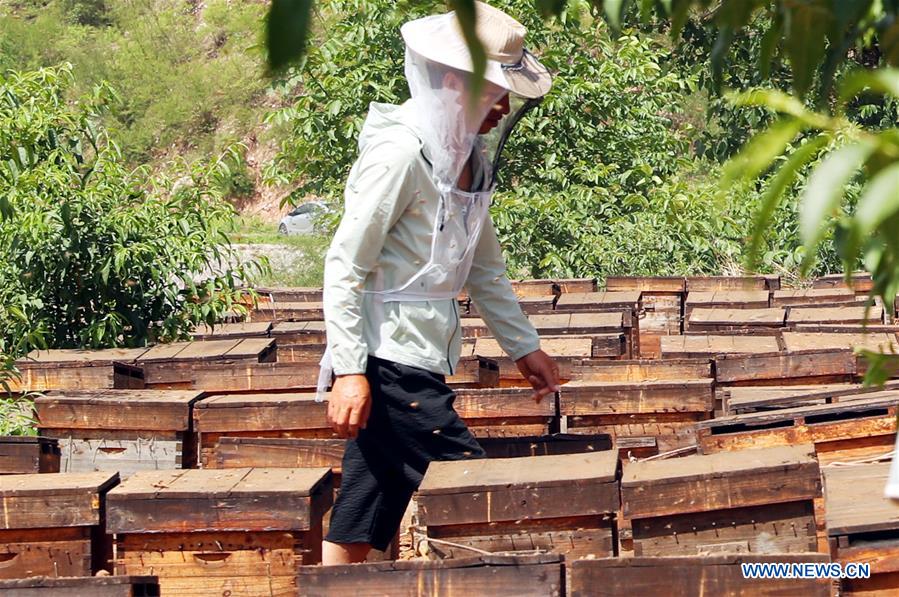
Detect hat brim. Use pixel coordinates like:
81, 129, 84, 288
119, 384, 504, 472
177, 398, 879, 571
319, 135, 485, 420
401, 15, 552, 99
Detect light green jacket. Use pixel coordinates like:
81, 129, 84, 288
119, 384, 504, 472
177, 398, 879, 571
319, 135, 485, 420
323, 101, 540, 376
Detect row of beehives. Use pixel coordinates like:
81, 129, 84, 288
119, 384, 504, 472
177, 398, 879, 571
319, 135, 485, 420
0, 442, 890, 596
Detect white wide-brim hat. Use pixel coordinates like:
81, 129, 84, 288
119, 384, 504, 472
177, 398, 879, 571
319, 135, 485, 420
400, 2, 552, 99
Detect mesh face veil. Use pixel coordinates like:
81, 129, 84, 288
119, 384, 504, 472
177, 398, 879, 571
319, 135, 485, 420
404, 46, 508, 190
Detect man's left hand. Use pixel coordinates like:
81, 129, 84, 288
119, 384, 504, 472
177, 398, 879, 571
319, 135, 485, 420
515, 349, 561, 403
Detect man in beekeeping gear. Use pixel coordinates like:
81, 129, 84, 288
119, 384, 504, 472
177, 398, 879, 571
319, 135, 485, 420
320, 1, 558, 564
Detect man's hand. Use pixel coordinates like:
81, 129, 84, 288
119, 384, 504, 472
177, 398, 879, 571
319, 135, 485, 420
328, 374, 372, 438
515, 349, 561, 403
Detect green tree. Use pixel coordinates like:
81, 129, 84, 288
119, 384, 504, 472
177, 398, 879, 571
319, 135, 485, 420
0, 65, 265, 357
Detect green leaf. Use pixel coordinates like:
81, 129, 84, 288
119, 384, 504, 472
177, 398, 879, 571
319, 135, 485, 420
720, 117, 804, 189
710, 26, 735, 94
729, 88, 825, 127
746, 135, 828, 269
839, 68, 899, 105
799, 139, 875, 249
265, 0, 314, 74
854, 160, 899, 239
757, 10, 783, 80
604, 0, 625, 31
783, 0, 831, 98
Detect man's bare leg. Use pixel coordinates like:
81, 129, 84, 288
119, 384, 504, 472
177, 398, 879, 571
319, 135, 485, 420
322, 540, 371, 565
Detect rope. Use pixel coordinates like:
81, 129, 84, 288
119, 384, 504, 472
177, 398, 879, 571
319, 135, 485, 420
409, 526, 549, 557
823, 450, 895, 467
636, 444, 698, 462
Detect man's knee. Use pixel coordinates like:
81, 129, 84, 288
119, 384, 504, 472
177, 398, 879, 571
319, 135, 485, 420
322, 540, 372, 565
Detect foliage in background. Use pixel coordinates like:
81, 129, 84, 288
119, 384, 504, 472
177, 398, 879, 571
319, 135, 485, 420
0, 0, 268, 167
0, 397, 37, 436
0, 66, 266, 357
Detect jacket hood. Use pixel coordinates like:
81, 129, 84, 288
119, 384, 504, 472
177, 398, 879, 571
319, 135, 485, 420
357, 101, 423, 153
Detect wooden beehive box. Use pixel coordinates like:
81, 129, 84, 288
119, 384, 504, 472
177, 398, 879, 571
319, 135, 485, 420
34, 389, 203, 476
252, 301, 324, 322
621, 445, 822, 556
605, 276, 685, 358
684, 290, 770, 320
685, 276, 769, 292
269, 321, 327, 363
190, 321, 272, 340
560, 358, 713, 458
510, 279, 558, 298
825, 462, 899, 596
660, 334, 779, 359
686, 307, 786, 333
556, 278, 598, 294
722, 382, 894, 414
0, 436, 60, 474
697, 393, 899, 464
193, 392, 333, 467
415, 451, 620, 560
554, 292, 641, 354
812, 272, 874, 294
446, 355, 500, 388
0, 471, 119, 578
209, 437, 344, 474
568, 554, 831, 597
135, 338, 276, 389
452, 387, 557, 438
468, 295, 556, 317
11, 348, 148, 392
255, 286, 323, 303
297, 554, 564, 597
0, 575, 161, 596
476, 432, 612, 458
472, 337, 594, 384
191, 361, 320, 392
108, 467, 333, 596
771, 287, 859, 307
783, 331, 899, 354
714, 348, 858, 386
787, 304, 884, 326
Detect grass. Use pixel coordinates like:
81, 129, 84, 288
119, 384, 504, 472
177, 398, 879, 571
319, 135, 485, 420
230, 215, 329, 288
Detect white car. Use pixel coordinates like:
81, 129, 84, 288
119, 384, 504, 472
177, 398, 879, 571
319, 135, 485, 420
278, 201, 327, 235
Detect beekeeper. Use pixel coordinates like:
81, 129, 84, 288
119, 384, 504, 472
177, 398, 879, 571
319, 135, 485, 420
320, 1, 559, 564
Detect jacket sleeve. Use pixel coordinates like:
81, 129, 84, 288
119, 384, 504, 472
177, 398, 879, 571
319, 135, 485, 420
323, 141, 417, 375
465, 217, 541, 361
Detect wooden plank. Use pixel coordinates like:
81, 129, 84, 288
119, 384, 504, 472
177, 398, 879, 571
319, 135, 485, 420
714, 350, 857, 384
772, 287, 857, 306
35, 389, 202, 431
20, 347, 150, 365
566, 415, 702, 457
556, 291, 641, 312
477, 433, 613, 459
416, 452, 619, 526
209, 437, 344, 470
560, 379, 713, 415
568, 554, 831, 597
567, 358, 712, 382
0, 437, 59, 475
685, 277, 769, 292
725, 383, 899, 414
788, 305, 884, 325
0, 575, 158, 597
452, 387, 555, 421
55, 436, 190, 475
686, 307, 785, 331
621, 444, 820, 519
191, 361, 320, 391
255, 286, 323, 302
191, 321, 272, 340
0, 471, 119, 529
556, 278, 597, 293
510, 279, 558, 297
269, 321, 327, 344
193, 392, 329, 433
661, 335, 779, 359
824, 462, 899, 536
783, 332, 899, 353
474, 337, 593, 359
684, 291, 769, 314
605, 276, 685, 292
0, 527, 93, 579
297, 554, 563, 597
812, 272, 874, 292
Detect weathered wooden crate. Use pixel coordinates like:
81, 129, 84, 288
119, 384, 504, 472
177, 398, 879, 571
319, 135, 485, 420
661, 334, 780, 359
697, 394, 899, 464
556, 278, 598, 294
568, 554, 831, 597
621, 445, 822, 556
0, 471, 119, 578
0, 575, 160, 596
446, 356, 500, 388
193, 392, 333, 467
825, 462, 899, 596
685, 276, 770, 292
783, 331, 899, 353
471, 337, 594, 385
190, 321, 272, 340
208, 436, 344, 473
254, 286, 323, 303
510, 279, 558, 298
812, 272, 874, 294
560, 358, 713, 458
772, 287, 859, 307
714, 348, 858, 386
722, 382, 899, 414
477, 432, 612, 458
468, 295, 556, 317
34, 389, 202, 476
415, 451, 620, 560
684, 290, 770, 320
686, 307, 786, 333
269, 321, 327, 363
10, 348, 147, 392
297, 554, 564, 597
787, 304, 885, 326
554, 293, 641, 354
605, 276, 684, 358
251, 301, 324, 322
108, 468, 333, 597
0, 436, 59, 474
453, 387, 557, 437
135, 338, 276, 389
191, 361, 320, 392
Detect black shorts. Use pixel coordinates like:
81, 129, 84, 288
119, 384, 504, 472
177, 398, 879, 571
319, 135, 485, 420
324, 355, 486, 551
